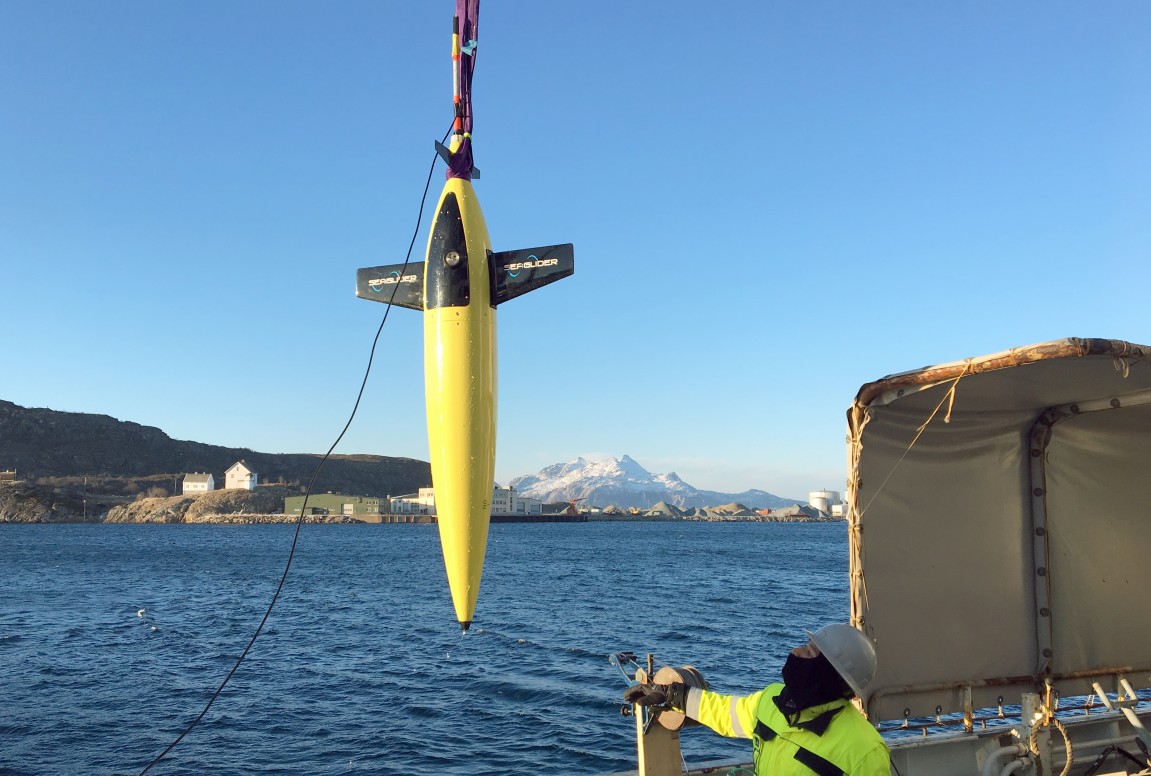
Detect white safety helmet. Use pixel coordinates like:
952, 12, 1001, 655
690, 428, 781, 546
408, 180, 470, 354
806, 623, 877, 698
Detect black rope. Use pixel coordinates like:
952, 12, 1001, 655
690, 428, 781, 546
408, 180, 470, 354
1084, 744, 1150, 776
137, 125, 452, 774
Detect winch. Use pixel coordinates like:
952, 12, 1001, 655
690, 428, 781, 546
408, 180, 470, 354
612, 652, 710, 776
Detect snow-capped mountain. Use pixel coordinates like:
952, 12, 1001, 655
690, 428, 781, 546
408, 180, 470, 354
508, 455, 800, 510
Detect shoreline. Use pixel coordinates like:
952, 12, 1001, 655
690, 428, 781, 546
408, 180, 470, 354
2, 513, 843, 525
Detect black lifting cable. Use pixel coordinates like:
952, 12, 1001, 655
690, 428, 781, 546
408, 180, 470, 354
137, 126, 452, 775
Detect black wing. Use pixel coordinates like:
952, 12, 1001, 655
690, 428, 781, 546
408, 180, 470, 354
356, 263, 425, 310
490, 244, 574, 305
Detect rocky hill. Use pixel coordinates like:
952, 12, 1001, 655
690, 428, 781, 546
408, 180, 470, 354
101, 485, 358, 524
0, 480, 370, 524
0, 400, 431, 520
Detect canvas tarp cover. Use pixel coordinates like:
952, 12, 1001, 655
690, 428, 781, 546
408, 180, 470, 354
847, 338, 1151, 723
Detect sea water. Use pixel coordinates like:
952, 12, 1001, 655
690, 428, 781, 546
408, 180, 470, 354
0, 521, 848, 775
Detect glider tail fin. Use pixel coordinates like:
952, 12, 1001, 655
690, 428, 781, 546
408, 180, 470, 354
491, 243, 574, 305
356, 263, 426, 310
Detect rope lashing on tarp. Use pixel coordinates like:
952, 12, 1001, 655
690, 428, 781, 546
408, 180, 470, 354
848, 360, 972, 623
855, 360, 975, 521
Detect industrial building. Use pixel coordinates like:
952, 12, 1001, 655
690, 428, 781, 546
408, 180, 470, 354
808, 488, 848, 517
389, 485, 543, 516
283, 493, 383, 519
282, 485, 544, 521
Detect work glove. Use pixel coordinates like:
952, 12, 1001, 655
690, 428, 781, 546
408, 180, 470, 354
623, 681, 688, 711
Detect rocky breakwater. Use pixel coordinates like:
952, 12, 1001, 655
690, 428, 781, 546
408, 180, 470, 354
104, 486, 355, 524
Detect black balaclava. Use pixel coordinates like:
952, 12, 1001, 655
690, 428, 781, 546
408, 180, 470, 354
774, 651, 853, 719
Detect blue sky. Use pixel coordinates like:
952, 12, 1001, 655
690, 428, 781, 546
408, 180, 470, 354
2, 2, 1148, 500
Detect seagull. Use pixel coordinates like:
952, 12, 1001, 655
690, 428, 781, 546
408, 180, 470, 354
137, 609, 146, 617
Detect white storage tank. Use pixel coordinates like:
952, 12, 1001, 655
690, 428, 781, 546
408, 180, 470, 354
808, 489, 840, 513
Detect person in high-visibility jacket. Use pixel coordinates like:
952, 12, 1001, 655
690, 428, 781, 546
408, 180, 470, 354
624, 624, 890, 776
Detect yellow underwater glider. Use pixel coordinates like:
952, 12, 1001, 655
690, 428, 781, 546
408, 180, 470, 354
356, 3, 573, 631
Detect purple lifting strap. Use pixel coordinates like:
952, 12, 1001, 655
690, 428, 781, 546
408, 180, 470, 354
447, 0, 480, 181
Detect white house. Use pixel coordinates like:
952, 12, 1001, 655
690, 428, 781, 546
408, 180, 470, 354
181, 472, 215, 495
224, 461, 257, 490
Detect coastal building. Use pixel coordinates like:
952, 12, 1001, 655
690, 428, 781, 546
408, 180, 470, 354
490, 485, 543, 515
388, 487, 437, 515
181, 472, 215, 495
808, 489, 843, 514
283, 493, 382, 519
0, 469, 16, 485
389, 485, 543, 516
224, 461, 257, 490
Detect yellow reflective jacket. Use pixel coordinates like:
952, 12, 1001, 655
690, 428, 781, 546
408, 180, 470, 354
685, 683, 890, 776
